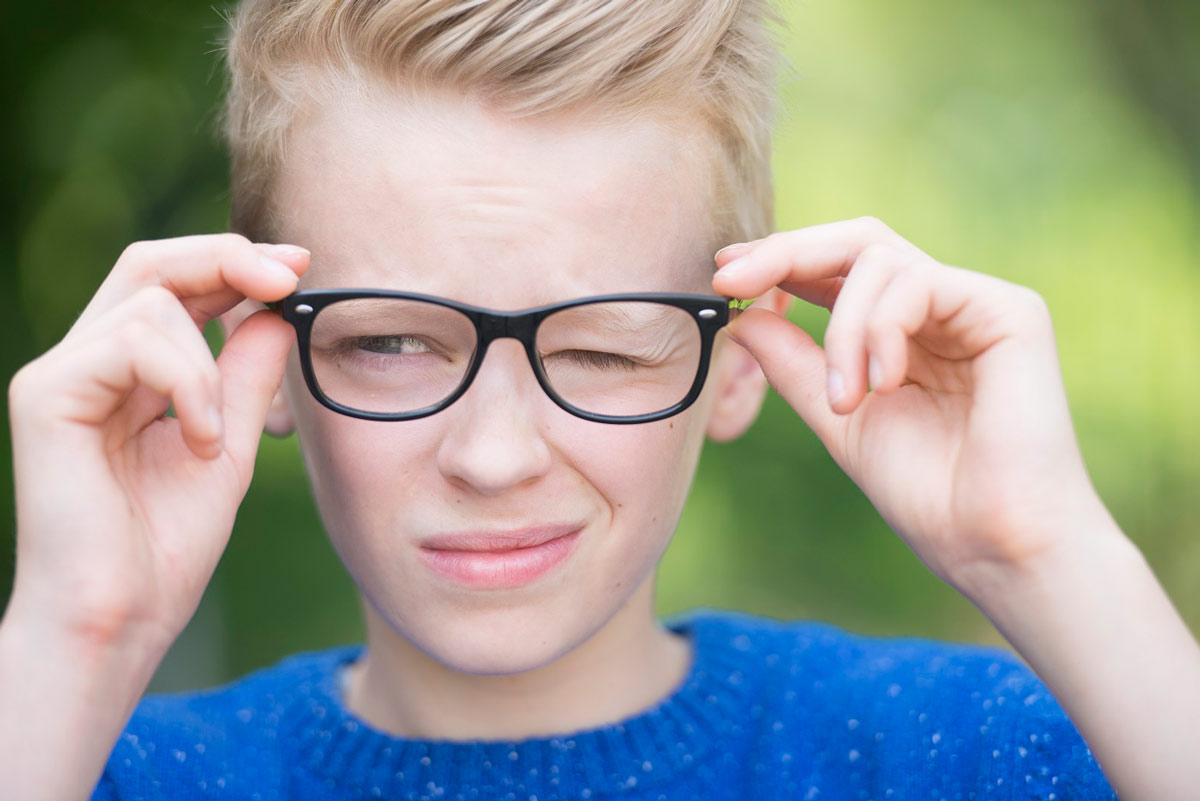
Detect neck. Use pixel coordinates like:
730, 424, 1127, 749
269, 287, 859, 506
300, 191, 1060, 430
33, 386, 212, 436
341, 574, 693, 740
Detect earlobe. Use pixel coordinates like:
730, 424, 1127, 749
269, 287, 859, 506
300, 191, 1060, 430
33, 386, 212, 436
704, 336, 769, 442
263, 383, 296, 438
704, 288, 793, 442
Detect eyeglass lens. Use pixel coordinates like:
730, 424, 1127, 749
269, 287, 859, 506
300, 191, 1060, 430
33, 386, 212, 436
307, 298, 703, 417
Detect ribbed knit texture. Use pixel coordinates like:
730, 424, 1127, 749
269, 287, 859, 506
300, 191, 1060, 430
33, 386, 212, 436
90, 607, 1117, 800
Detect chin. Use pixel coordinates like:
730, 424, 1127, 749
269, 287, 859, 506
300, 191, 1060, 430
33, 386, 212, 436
402, 601, 586, 676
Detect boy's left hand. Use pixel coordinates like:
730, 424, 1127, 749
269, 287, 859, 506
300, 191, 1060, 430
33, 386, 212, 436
712, 216, 1114, 600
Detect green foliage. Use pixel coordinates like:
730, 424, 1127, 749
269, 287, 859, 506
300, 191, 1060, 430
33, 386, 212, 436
1, 1, 1196, 692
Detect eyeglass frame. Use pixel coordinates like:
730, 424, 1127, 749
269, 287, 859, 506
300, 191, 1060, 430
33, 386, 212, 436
264, 288, 749, 424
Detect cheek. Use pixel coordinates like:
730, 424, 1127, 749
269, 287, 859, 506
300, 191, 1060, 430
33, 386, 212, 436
286, 363, 436, 542
565, 415, 707, 573
578, 421, 696, 514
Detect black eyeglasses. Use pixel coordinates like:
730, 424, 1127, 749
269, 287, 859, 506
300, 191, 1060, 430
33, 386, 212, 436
265, 289, 747, 424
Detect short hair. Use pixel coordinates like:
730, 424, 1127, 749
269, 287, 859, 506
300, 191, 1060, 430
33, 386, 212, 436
220, 0, 788, 256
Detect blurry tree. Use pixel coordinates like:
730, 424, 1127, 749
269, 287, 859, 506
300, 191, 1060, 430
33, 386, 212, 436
1091, 0, 1200, 190
1, 1, 1197, 694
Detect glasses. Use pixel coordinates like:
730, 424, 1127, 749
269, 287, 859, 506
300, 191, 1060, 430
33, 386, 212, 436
265, 289, 747, 424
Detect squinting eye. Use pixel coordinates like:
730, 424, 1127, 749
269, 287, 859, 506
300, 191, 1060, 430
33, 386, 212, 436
546, 349, 639, 370
352, 335, 432, 355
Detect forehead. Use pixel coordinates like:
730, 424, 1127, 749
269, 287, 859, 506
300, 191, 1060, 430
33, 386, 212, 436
271, 82, 716, 307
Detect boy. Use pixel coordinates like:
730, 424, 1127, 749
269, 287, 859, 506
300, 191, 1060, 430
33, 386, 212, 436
3, 0, 1198, 799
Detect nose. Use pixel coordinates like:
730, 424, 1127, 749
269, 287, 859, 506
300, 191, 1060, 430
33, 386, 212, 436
434, 338, 553, 495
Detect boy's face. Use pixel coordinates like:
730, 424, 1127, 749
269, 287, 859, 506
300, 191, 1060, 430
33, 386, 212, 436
256, 84, 774, 674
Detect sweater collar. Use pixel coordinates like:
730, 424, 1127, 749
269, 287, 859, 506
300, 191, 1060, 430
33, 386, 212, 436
280, 609, 763, 800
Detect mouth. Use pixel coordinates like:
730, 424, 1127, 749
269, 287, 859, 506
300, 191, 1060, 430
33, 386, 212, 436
418, 524, 583, 589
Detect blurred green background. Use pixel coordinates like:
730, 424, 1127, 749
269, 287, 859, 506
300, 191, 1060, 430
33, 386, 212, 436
1, 1, 1197, 692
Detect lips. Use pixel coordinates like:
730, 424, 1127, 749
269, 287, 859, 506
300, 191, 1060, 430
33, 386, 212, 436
420, 523, 582, 553
418, 525, 583, 589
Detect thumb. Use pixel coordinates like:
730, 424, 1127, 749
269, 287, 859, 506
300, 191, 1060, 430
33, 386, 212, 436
215, 307, 295, 475
726, 307, 847, 454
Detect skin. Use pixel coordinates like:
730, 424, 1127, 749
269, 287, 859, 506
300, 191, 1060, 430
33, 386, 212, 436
2, 79, 1197, 801
221, 85, 789, 739
712, 225, 1200, 799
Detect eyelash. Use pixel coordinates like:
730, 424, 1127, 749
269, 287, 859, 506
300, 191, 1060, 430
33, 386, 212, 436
544, 349, 639, 371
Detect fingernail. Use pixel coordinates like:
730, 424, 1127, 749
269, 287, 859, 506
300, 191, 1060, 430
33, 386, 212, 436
715, 242, 747, 259
827, 367, 845, 406
262, 243, 310, 259
259, 254, 297, 282
868, 355, 883, 390
718, 255, 750, 277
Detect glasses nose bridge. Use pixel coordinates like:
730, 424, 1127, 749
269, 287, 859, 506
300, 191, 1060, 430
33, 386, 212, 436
476, 309, 539, 350
463, 310, 548, 411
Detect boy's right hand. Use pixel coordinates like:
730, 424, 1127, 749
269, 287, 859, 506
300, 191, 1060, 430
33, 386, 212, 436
4, 233, 308, 659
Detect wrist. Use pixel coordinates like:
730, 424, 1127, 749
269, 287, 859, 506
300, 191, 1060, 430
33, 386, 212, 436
0, 600, 166, 801
945, 500, 1200, 801
949, 491, 1132, 612
0, 591, 170, 690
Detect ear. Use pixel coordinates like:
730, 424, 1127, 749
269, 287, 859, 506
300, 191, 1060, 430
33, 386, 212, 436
704, 287, 793, 442
216, 298, 296, 438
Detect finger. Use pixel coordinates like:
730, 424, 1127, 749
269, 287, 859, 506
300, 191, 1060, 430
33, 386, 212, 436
217, 296, 267, 340
26, 315, 224, 460
214, 307, 295, 476
724, 307, 848, 456
80, 285, 228, 439
712, 216, 916, 300
863, 263, 1044, 392
822, 244, 916, 413
777, 277, 845, 310
714, 272, 846, 311
68, 234, 309, 339
862, 265, 933, 394
713, 238, 765, 269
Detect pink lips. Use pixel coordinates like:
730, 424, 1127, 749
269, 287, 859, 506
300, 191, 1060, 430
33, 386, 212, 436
419, 524, 582, 589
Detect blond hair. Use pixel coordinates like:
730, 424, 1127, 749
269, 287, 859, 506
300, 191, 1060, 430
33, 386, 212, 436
220, 0, 788, 254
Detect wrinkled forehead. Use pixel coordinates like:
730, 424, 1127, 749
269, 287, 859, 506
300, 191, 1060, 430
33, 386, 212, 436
271, 84, 717, 307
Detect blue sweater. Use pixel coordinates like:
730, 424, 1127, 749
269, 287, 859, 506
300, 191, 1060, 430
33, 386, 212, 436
90, 607, 1117, 800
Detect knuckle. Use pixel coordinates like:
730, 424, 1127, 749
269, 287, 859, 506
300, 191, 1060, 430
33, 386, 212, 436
117, 318, 155, 350
1010, 285, 1050, 322
757, 230, 789, 256
1020, 288, 1053, 330
117, 239, 154, 266
855, 242, 897, 270
1020, 285, 1050, 313
217, 231, 251, 248
855, 215, 891, 236
214, 231, 253, 261
8, 362, 45, 413
115, 240, 159, 281
132, 284, 185, 325
891, 257, 935, 293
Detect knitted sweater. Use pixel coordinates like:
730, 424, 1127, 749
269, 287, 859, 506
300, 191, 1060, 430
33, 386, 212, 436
90, 607, 1117, 800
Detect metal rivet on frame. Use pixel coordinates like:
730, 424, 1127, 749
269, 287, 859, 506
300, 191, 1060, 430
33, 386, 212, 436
296, 304, 314, 315
697, 309, 717, 319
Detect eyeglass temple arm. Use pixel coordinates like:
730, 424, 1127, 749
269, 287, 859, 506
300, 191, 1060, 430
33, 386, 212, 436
727, 296, 753, 321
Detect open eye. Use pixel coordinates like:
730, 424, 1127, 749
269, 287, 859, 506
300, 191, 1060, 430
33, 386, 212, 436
351, 335, 433, 355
